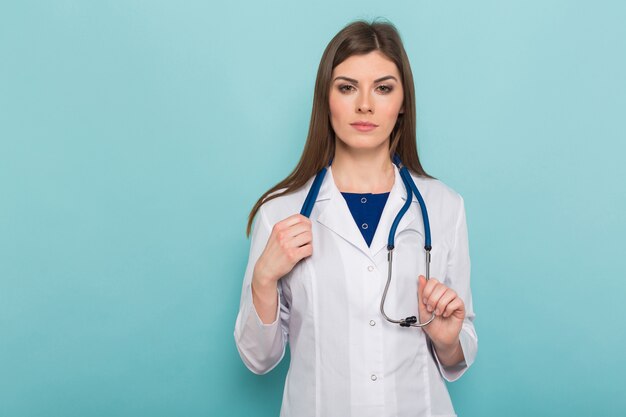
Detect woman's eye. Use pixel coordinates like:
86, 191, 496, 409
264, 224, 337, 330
377, 84, 393, 93
338, 84, 355, 93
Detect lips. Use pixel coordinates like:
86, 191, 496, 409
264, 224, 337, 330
350, 121, 378, 127
350, 121, 378, 132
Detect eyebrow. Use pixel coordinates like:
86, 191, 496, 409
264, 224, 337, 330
333, 75, 398, 84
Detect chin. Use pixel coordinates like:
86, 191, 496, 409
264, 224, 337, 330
337, 136, 389, 151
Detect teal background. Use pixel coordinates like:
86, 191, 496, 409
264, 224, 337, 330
1, 1, 625, 416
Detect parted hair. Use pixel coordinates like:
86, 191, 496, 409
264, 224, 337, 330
246, 19, 432, 237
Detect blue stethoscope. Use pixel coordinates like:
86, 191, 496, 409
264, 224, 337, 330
300, 153, 436, 328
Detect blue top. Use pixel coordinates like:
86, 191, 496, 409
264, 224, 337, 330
340, 192, 390, 247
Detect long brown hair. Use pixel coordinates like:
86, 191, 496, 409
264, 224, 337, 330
246, 19, 432, 236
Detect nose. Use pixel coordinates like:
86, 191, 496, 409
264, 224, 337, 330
356, 91, 374, 114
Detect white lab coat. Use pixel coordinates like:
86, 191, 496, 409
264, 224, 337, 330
234, 163, 477, 417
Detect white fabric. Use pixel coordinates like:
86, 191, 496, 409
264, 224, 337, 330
234, 164, 477, 417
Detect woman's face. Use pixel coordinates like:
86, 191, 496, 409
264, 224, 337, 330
329, 51, 404, 153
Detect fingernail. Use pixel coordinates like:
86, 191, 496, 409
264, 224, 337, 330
435, 309, 440, 315
427, 305, 433, 312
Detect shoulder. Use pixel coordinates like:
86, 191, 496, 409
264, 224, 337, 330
407, 171, 466, 221
256, 176, 315, 228
408, 171, 463, 204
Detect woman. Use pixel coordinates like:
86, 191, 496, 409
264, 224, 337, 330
234, 19, 477, 417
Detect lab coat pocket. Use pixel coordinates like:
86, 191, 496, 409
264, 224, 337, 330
281, 257, 313, 309
429, 243, 450, 285
281, 256, 315, 344
394, 215, 425, 247
394, 219, 450, 284
393, 220, 426, 274
282, 257, 312, 289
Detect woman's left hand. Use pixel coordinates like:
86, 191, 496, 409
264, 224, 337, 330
417, 275, 465, 349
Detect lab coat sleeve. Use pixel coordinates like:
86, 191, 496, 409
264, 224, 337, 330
431, 196, 478, 382
234, 205, 290, 375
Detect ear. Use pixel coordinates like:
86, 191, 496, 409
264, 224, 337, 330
399, 104, 405, 114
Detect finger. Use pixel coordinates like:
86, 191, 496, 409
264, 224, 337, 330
294, 242, 313, 260
286, 217, 313, 238
276, 213, 311, 231
418, 275, 425, 295
417, 276, 432, 321
434, 288, 457, 316
275, 223, 312, 247
279, 222, 311, 241
425, 283, 447, 313
443, 297, 465, 319
421, 277, 440, 306
418, 275, 430, 305
291, 231, 313, 248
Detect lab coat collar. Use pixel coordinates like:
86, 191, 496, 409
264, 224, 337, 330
315, 163, 419, 260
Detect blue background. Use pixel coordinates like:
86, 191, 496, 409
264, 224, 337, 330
1, 1, 625, 416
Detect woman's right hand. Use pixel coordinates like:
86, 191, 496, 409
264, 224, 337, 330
253, 213, 313, 287
251, 214, 312, 324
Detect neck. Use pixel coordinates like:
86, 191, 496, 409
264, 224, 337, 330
331, 145, 395, 193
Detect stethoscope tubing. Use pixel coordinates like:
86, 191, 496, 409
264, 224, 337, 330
300, 154, 435, 328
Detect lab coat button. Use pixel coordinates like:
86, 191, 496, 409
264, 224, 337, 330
369, 320, 376, 326
361, 197, 367, 203
361, 223, 368, 229
370, 374, 377, 381
367, 265, 374, 272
